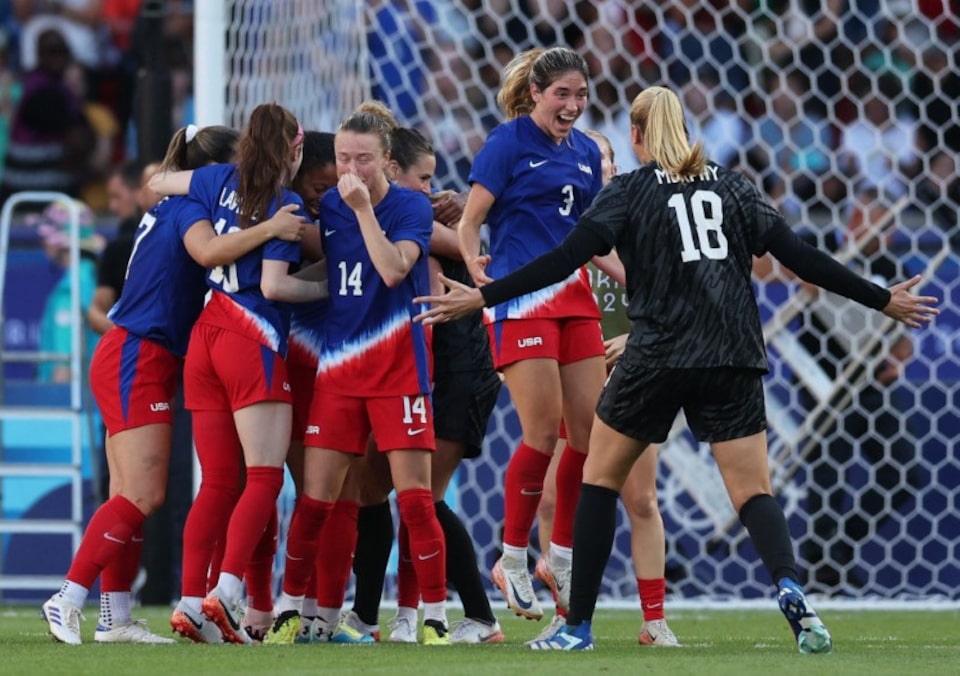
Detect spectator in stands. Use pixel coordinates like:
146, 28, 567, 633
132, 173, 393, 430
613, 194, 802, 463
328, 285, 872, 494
681, 68, 748, 171
13, 0, 103, 75
1, 28, 94, 204
63, 60, 121, 210
912, 44, 960, 155
751, 68, 840, 218
0, 27, 21, 177
838, 70, 921, 202
658, 2, 749, 95
34, 198, 103, 383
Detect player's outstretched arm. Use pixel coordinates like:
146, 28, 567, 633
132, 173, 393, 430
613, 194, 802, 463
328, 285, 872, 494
882, 274, 940, 328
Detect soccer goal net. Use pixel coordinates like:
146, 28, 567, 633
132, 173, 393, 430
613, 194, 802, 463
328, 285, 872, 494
205, 1, 960, 605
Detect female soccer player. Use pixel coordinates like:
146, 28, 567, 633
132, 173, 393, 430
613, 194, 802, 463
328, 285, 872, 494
338, 126, 503, 645
40, 123, 305, 645
272, 101, 449, 645
415, 85, 938, 653
456, 46, 608, 621
153, 103, 327, 645
533, 129, 678, 647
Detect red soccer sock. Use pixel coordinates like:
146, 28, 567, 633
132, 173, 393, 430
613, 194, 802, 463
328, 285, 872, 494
639, 577, 666, 622
282, 494, 334, 597
397, 488, 445, 604
182, 409, 242, 597
101, 523, 143, 592
315, 501, 360, 608
395, 520, 419, 609
551, 445, 587, 548
503, 442, 552, 548
66, 495, 146, 589
219, 466, 284, 579
244, 506, 279, 612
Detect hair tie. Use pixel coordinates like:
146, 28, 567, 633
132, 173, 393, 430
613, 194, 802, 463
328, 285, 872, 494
185, 124, 199, 143
291, 123, 304, 148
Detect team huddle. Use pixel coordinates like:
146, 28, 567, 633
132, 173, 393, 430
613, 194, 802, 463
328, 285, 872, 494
40, 47, 938, 653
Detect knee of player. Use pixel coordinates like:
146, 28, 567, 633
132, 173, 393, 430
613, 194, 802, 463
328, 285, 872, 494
622, 491, 659, 521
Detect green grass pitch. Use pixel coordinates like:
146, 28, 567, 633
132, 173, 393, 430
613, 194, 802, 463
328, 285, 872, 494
3, 606, 959, 675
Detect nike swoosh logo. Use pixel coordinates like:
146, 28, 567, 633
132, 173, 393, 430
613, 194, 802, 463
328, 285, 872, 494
648, 602, 662, 609
103, 532, 126, 544
418, 550, 440, 561
324, 229, 336, 236
509, 580, 534, 610
221, 601, 241, 631
529, 160, 547, 168
519, 488, 543, 496
406, 428, 426, 436
184, 613, 203, 630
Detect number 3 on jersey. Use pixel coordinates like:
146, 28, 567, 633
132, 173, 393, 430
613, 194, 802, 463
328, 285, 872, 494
668, 190, 728, 262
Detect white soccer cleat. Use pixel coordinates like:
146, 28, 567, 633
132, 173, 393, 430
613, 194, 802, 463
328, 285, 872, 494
170, 601, 224, 644
341, 609, 380, 642
387, 614, 418, 644
201, 587, 252, 645
492, 557, 543, 620
534, 556, 571, 613
449, 617, 505, 644
42, 596, 84, 645
526, 613, 566, 644
638, 618, 680, 647
95, 619, 176, 644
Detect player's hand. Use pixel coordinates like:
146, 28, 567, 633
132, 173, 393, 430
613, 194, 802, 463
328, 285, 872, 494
465, 254, 493, 286
604, 334, 627, 371
413, 274, 485, 324
430, 190, 467, 228
269, 203, 306, 241
338, 173, 371, 212
882, 274, 940, 328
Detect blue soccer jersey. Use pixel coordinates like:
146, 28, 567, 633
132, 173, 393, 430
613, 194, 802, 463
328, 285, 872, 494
315, 184, 433, 396
469, 115, 603, 322
107, 195, 212, 356
185, 163, 304, 356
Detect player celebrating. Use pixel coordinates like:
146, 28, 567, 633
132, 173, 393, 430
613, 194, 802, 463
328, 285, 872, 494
271, 101, 449, 645
40, 123, 305, 645
457, 46, 608, 621
414, 85, 938, 653
153, 103, 326, 645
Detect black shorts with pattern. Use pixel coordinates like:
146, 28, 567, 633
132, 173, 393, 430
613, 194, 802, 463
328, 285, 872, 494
596, 358, 767, 444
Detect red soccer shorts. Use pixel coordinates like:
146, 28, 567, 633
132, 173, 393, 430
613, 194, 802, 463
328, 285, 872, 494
304, 389, 436, 454
90, 327, 180, 435
184, 323, 292, 411
487, 317, 604, 370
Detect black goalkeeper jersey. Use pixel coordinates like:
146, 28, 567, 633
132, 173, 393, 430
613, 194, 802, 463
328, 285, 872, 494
578, 163, 777, 370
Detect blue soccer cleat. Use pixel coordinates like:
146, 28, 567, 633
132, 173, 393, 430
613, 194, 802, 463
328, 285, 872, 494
528, 620, 594, 651
778, 578, 834, 654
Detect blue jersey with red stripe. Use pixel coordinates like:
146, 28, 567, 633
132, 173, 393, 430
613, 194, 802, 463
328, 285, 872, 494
107, 195, 211, 357
186, 163, 303, 356
316, 184, 433, 395
469, 115, 603, 322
